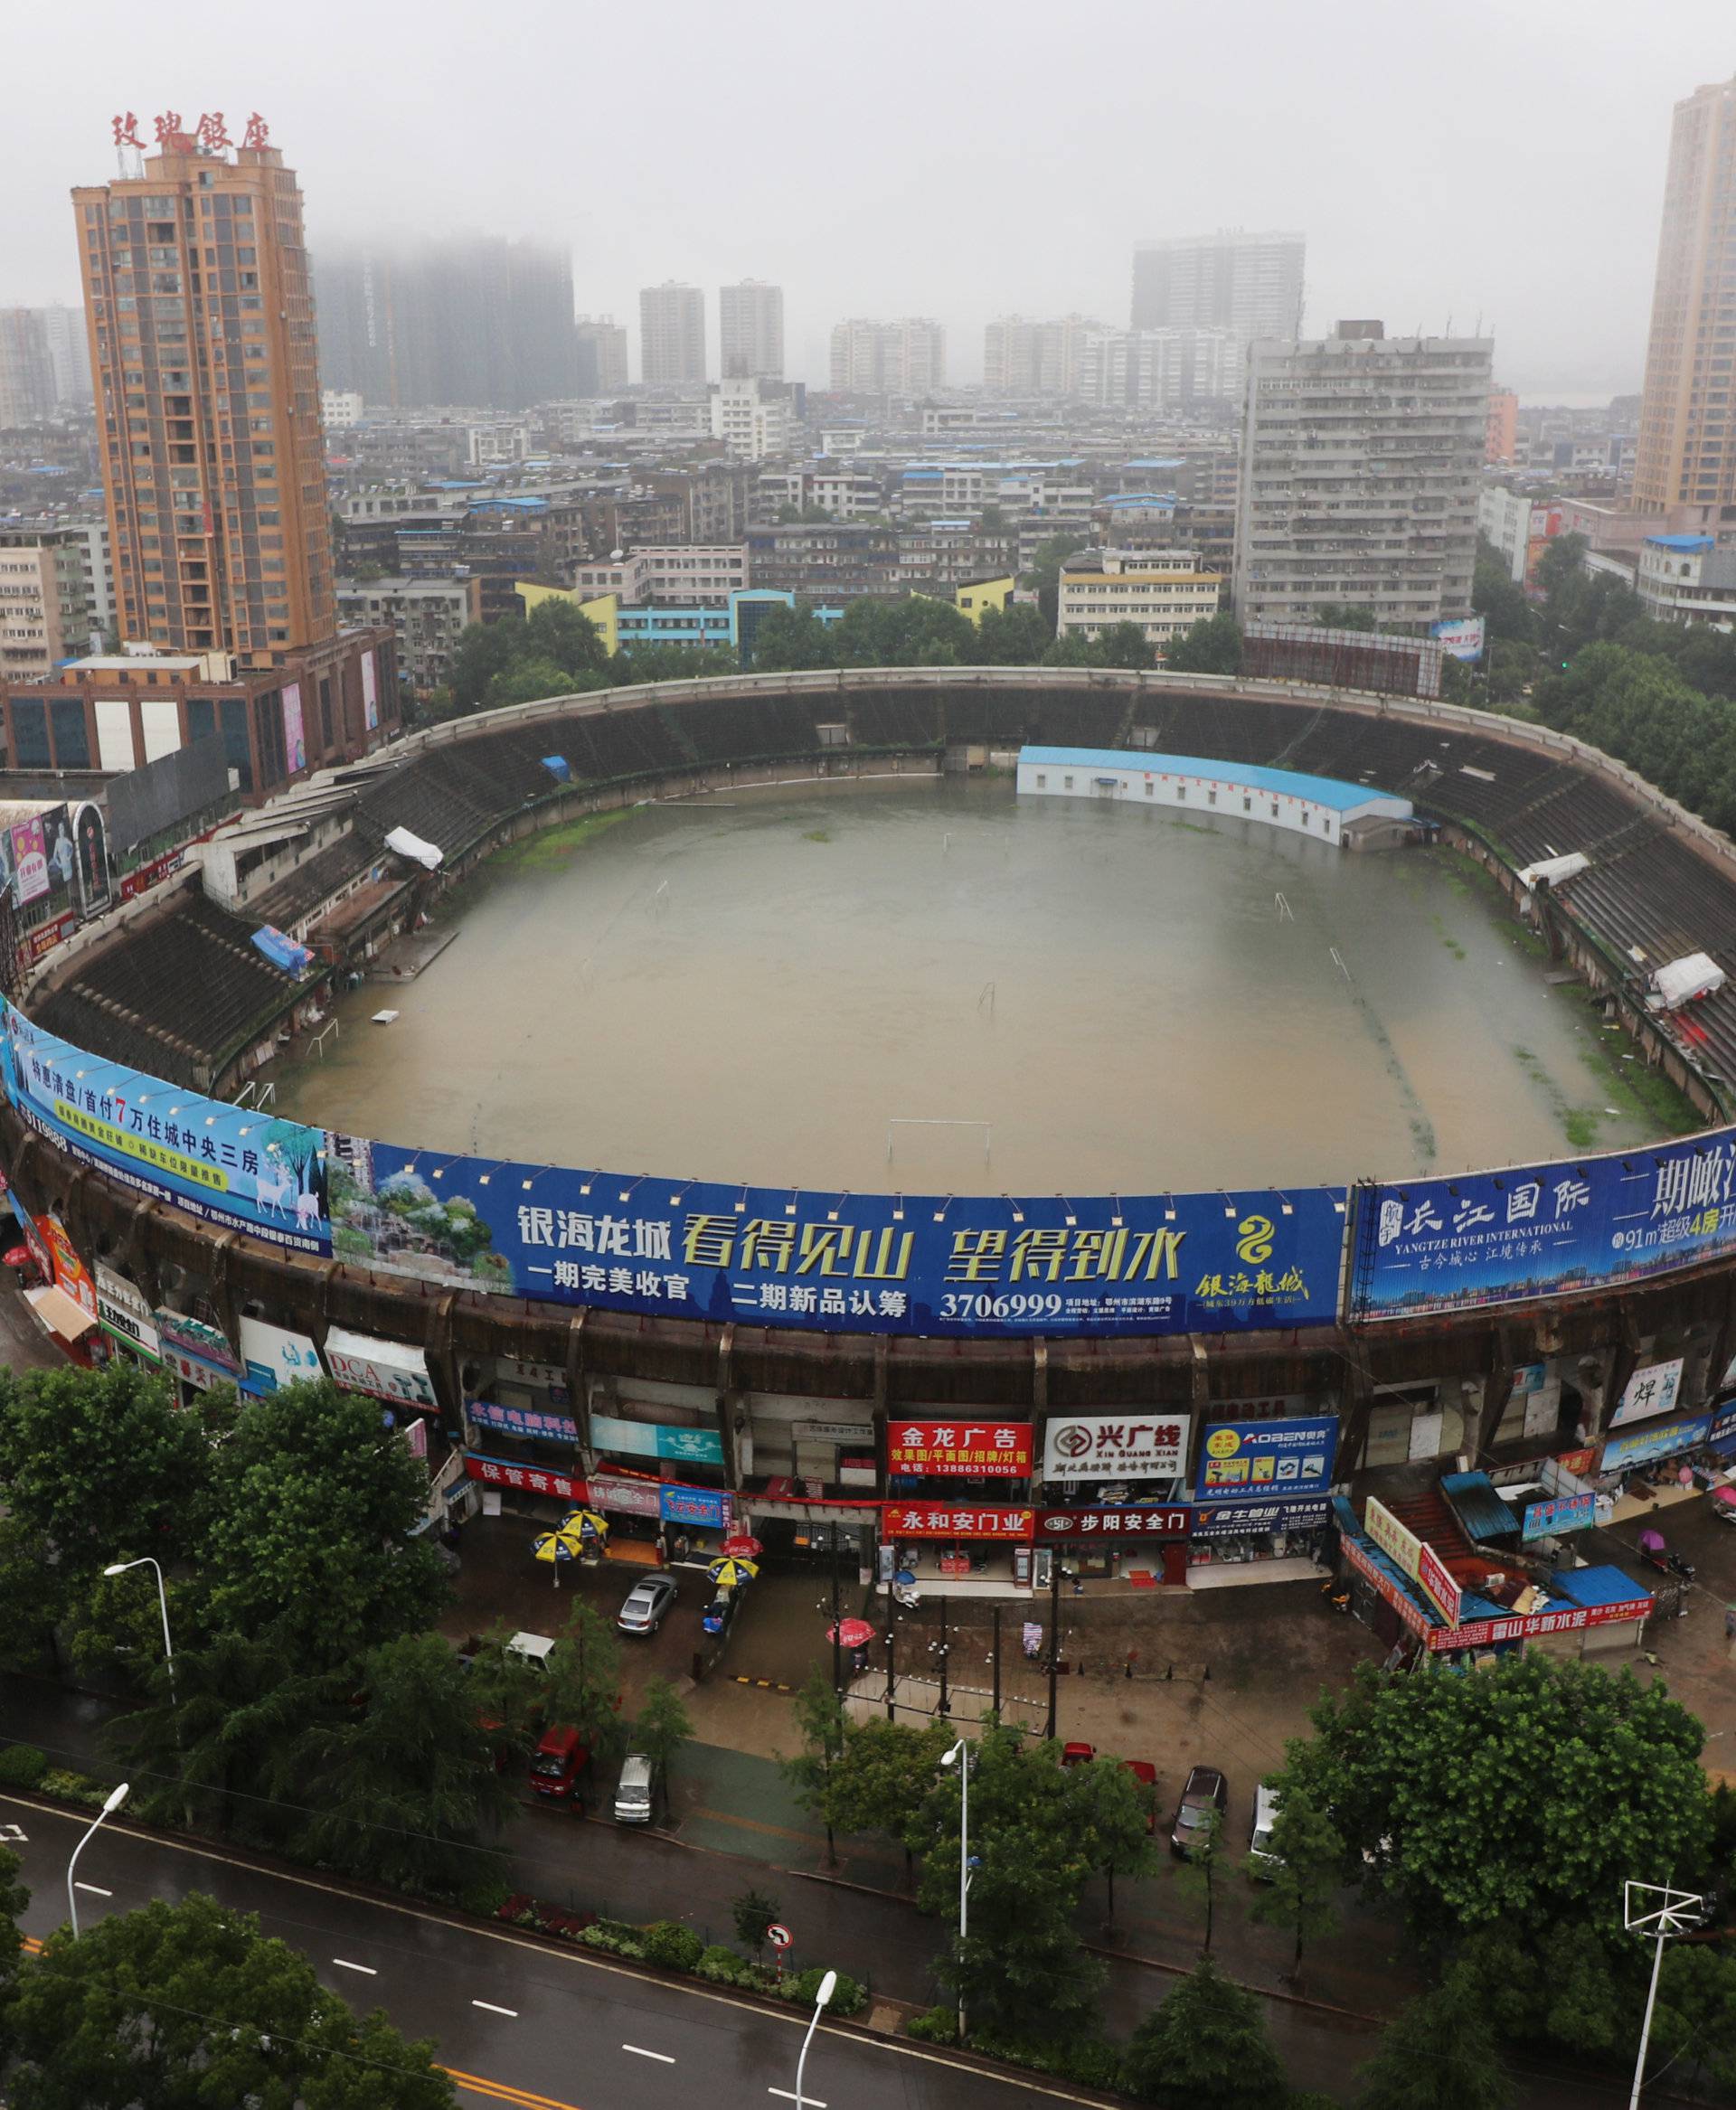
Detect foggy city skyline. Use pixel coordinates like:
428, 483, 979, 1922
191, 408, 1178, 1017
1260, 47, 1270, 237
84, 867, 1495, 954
3, 0, 1733, 401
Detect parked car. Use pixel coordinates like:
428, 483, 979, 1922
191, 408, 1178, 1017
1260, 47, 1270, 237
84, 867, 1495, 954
1169, 1764, 1228, 1858
506, 1630, 555, 1673
1122, 1758, 1159, 1832
1248, 1784, 1281, 1877
614, 1750, 657, 1824
528, 1725, 590, 1803
617, 1575, 679, 1635
1061, 1741, 1096, 1768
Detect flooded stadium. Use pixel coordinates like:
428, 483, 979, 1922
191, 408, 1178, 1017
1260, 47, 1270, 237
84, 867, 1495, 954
269, 780, 1683, 1195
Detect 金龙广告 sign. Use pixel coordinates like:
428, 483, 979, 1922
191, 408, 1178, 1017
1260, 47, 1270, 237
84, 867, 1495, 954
887, 1419, 1033, 1477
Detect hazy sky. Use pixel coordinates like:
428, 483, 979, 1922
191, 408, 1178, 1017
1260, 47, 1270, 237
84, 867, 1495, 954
5, 0, 1732, 400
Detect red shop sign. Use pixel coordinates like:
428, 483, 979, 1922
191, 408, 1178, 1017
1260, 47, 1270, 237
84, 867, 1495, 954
1034, 1506, 1190, 1539
887, 1418, 1033, 1477
882, 1501, 1033, 1541
1425, 1596, 1653, 1653
464, 1454, 588, 1504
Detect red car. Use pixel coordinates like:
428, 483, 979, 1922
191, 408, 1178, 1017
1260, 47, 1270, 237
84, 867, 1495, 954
1122, 1758, 1159, 1832
529, 1725, 590, 1802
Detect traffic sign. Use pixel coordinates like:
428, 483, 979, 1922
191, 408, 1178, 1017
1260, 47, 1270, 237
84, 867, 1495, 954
766, 1923, 792, 1951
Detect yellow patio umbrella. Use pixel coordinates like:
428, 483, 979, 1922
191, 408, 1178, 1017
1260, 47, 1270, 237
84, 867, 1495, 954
707, 1555, 760, 1589
559, 1509, 610, 1542
532, 1526, 588, 1587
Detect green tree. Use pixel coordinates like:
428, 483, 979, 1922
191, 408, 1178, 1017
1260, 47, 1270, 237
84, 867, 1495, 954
974, 600, 1054, 665
1177, 1803, 1226, 1953
780, 1663, 849, 1864
1354, 1968, 1515, 2110
731, 1884, 781, 1962
633, 1675, 693, 1816
542, 1601, 628, 1767
910, 1725, 1103, 2043
522, 596, 610, 681
5, 1893, 456, 2110
271, 1632, 518, 1895
748, 601, 840, 671
1061, 1754, 1156, 1920
1247, 1787, 1342, 1980
1023, 533, 1090, 628
1164, 609, 1243, 674
0, 1842, 26, 2058
1119, 1955, 1288, 2108
821, 1717, 952, 1883
200, 1380, 449, 1673
1276, 1657, 1711, 1936
484, 655, 584, 709
1090, 620, 1157, 671
612, 643, 722, 685
1471, 543, 1536, 645
832, 595, 977, 666
1315, 603, 1378, 631
461, 1620, 547, 1761
1651, 1944, 1736, 2096
448, 619, 522, 711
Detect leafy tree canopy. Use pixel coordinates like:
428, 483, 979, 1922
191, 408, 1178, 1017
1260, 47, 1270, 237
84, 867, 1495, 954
1119, 1955, 1288, 2108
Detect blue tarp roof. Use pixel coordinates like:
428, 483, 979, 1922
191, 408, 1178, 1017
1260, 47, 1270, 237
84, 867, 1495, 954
1018, 746, 1405, 815
1331, 1496, 1507, 1626
1440, 1471, 1518, 1543
1552, 1565, 1654, 1612
1646, 533, 1713, 551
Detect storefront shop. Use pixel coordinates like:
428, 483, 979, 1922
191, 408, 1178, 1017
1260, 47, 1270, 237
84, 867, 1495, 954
1189, 1494, 1331, 1584
1033, 1504, 1191, 1586
324, 1325, 441, 1414
1187, 1410, 1338, 1585
93, 1264, 164, 1371
1039, 1410, 1192, 1503
156, 1307, 244, 1401
881, 1498, 1035, 1594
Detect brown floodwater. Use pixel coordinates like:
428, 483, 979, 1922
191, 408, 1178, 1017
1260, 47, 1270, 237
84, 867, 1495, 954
269, 779, 1672, 1196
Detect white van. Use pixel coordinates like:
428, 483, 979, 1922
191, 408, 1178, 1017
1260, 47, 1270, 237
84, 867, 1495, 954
614, 1751, 656, 1824
1249, 1784, 1281, 1877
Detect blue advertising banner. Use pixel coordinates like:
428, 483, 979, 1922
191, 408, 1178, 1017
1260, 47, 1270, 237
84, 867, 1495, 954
1523, 1492, 1596, 1540
323, 1132, 1345, 1340
467, 1399, 580, 1444
591, 1412, 724, 1465
1191, 1494, 1332, 1539
1351, 1129, 1736, 1322
1599, 1411, 1712, 1472
0, 999, 329, 1255
660, 1484, 731, 1530
1195, 1417, 1338, 1501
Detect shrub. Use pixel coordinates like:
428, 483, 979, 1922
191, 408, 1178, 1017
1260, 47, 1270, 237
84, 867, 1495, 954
697, 1943, 769, 1989
580, 1924, 645, 1959
783, 1967, 866, 2018
38, 1768, 108, 1810
0, 1743, 49, 1790
641, 1921, 703, 1971
976, 2030, 1122, 2088
906, 2006, 958, 2045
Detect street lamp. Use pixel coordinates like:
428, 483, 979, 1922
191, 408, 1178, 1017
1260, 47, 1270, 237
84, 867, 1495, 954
104, 1557, 175, 1701
941, 1738, 972, 2043
67, 1781, 128, 1938
1625, 1879, 1706, 2107
795, 1966, 836, 2110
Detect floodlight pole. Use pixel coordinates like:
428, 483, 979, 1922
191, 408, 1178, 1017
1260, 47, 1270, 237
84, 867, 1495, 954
1631, 1930, 1667, 2110
1623, 1879, 1705, 2109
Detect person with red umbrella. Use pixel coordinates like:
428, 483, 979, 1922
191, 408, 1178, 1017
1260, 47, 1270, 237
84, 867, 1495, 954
722, 1532, 764, 1560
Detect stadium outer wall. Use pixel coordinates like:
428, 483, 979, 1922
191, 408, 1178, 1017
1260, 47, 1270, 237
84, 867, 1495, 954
7, 666, 1736, 1509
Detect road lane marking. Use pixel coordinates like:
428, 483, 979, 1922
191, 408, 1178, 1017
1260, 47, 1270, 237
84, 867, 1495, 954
331, 1957, 376, 1975
769, 2092, 826, 2106
441, 2068, 585, 2109
623, 2043, 675, 2062
472, 1999, 519, 2018
73, 1881, 111, 1896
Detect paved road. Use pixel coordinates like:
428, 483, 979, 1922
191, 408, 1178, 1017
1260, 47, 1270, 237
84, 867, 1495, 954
0, 1790, 1125, 2110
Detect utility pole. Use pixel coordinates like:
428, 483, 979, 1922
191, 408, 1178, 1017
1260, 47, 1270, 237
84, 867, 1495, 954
990, 1603, 1001, 1719
883, 1621, 896, 1721
936, 1593, 950, 1718
1044, 1556, 1061, 1740
1624, 1881, 1705, 2108
830, 1538, 843, 1698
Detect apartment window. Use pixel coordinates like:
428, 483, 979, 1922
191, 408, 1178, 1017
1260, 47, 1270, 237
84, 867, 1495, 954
1063, 775, 1073, 789
11, 702, 50, 768
1034, 773, 1046, 787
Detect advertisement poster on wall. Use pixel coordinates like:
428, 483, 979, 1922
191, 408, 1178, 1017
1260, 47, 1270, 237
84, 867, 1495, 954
239, 1316, 324, 1397
1042, 1412, 1192, 1483
1352, 1131, 1736, 1321
71, 802, 111, 916
1194, 1416, 1338, 1500
323, 1131, 1345, 1341
590, 1412, 723, 1465
0, 1000, 331, 1256
282, 682, 307, 776
11, 817, 47, 904
1611, 1358, 1685, 1427
40, 805, 74, 898
361, 649, 379, 731
94, 1263, 163, 1365
887, 1420, 1033, 1476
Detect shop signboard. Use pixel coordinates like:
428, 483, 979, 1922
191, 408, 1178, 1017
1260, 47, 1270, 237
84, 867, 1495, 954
1033, 1505, 1190, 1539
95, 1263, 162, 1365
883, 1502, 1033, 1540
0, 999, 330, 1256
590, 1413, 723, 1466
324, 1325, 439, 1410
467, 1399, 580, 1443
1191, 1494, 1331, 1539
1363, 1498, 1423, 1577
324, 1131, 1344, 1340
21, 910, 77, 966
589, 1472, 664, 1520
118, 845, 188, 902
1523, 1492, 1597, 1540
1042, 1412, 1192, 1484
156, 1309, 241, 1392
1341, 1531, 1429, 1636
1353, 1130, 1736, 1321
1418, 1542, 1463, 1627
1426, 1595, 1653, 1653
1611, 1358, 1685, 1428
37, 1213, 96, 1315
464, 1454, 587, 1504
1599, 1411, 1712, 1473
239, 1316, 323, 1397
887, 1419, 1033, 1477
1711, 1401, 1736, 1449
660, 1484, 732, 1531
1194, 1416, 1337, 1500
793, 1420, 875, 1446
11, 817, 47, 904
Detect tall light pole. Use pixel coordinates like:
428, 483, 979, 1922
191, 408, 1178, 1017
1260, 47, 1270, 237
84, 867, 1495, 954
795, 1966, 836, 2110
941, 1738, 971, 2043
1624, 1879, 1705, 2108
67, 1782, 128, 1938
104, 1557, 175, 1701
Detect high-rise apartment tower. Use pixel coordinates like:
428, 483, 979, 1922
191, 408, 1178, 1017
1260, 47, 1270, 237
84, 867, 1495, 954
1131, 231, 1305, 344
719, 281, 784, 380
1633, 73, 1736, 516
640, 283, 707, 384
73, 125, 334, 660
